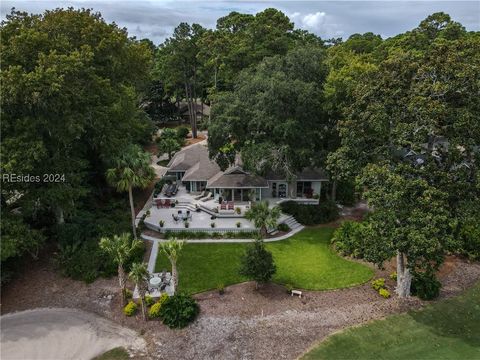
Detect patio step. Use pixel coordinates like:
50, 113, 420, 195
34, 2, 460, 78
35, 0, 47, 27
281, 215, 302, 230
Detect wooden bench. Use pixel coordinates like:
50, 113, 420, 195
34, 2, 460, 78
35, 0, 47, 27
291, 290, 302, 298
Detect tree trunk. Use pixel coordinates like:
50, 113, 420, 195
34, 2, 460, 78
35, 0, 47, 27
192, 66, 198, 139
330, 180, 337, 202
261, 226, 267, 238
55, 206, 65, 224
140, 297, 147, 321
396, 251, 412, 298
171, 261, 178, 294
118, 265, 127, 305
128, 186, 137, 239
184, 82, 195, 137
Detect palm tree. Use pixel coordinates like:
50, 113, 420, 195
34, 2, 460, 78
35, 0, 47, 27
245, 201, 281, 238
106, 144, 155, 239
159, 239, 184, 294
129, 262, 150, 321
99, 233, 142, 305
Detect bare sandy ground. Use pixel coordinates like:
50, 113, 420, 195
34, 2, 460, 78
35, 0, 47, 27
0, 308, 145, 360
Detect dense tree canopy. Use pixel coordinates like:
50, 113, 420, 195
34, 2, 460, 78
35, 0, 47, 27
1, 8, 153, 274
328, 13, 479, 295
208, 46, 329, 176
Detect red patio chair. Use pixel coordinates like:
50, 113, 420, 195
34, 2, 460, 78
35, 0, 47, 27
228, 201, 234, 210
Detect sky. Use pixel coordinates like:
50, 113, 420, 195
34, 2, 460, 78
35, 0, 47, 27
1, 1, 479, 45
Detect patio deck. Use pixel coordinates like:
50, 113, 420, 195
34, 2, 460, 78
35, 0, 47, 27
144, 206, 257, 232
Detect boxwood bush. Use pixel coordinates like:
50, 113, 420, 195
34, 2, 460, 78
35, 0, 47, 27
159, 293, 199, 328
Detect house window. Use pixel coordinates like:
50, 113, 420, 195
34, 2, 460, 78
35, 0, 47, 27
297, 181, 312, 197
196, 181, 206, 192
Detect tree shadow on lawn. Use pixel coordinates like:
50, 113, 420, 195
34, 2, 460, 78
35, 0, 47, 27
407, 282, 480, 347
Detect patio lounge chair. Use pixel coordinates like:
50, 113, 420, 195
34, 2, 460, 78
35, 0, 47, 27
200, 192, 212, 202
220, 202, 227, 210
194, 190, 207, 200
228, 201, 234, 210
172, 183, 179, 195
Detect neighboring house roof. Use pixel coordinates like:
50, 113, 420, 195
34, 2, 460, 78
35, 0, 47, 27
178, 101, 211, 117
167, 144, 328, 188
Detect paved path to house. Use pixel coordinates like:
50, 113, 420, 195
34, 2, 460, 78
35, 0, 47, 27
0, 308, 146, 360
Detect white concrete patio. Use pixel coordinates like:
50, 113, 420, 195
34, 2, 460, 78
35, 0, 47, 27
144, 205, 257, 232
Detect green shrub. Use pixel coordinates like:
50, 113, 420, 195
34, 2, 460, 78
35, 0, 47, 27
53, 200, 144, 283
176, 126, 190, 139
371, 278, 386, 291
411, 271, 441, 300
158, 293, 169, 306
145, 295, 155, 306
331, 221, 366, 258
236, 222, 241, 228
277, 223, 290, 232
285, 284, 293, 293
458, 220, 480, 261
125, 289, 133, 299
148, 295, 169, 319
379, 288, 391, 298
159, 293, 199, 328
390, 272, 397, 281
123, 301, 138, 316
235, 207, 241, 214
279, 200, 339, 225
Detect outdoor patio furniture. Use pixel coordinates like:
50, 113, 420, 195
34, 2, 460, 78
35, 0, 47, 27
172, 214, 180, 223
149, 277, 162, 288
172, 183, 179, 195
220, 202, 227, 210
200, 192, 212, 202
194, 191, 207, 200
228, 201, 234, 210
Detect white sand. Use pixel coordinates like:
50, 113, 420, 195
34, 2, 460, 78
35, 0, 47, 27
0, 308, 145, 360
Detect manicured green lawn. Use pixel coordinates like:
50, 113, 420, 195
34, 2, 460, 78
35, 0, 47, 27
156, 228, 373, 294
302, 282, 480, 360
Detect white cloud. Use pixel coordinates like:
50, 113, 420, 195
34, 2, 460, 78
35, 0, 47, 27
302, 11, 326, 30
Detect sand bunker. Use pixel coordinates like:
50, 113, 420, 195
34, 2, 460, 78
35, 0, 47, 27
1, 308, 145, 360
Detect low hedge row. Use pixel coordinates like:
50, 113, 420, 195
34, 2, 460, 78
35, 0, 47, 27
279, 200, 339, 225
165, 230, 259, 239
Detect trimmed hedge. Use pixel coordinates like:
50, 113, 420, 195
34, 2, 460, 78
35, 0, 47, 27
279, 200, 339, 225
165, 230, 259, 239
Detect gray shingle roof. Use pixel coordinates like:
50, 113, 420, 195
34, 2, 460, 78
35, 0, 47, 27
167, 144, 328, 187
206, 170, 269, 188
